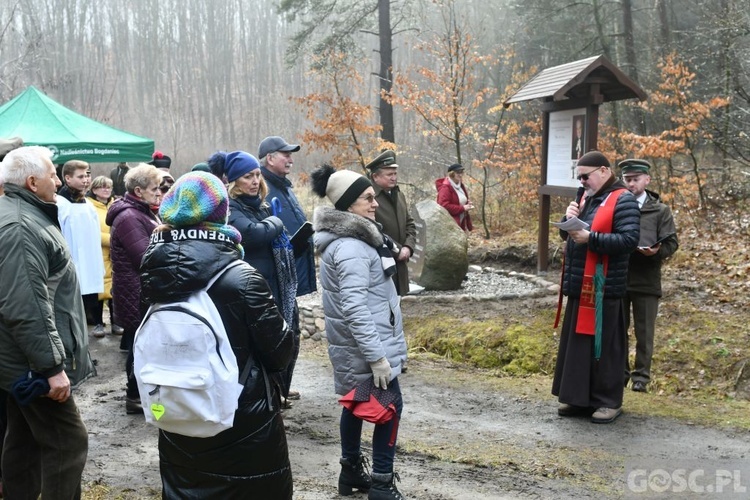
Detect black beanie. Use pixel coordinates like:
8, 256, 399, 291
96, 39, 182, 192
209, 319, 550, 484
577, 151, 610, 168
149, 150, 172, 170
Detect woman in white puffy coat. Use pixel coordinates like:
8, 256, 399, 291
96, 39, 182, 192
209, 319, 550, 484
312, 164, 408, 500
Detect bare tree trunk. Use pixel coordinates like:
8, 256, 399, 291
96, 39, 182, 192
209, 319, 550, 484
378, 0, 395, 143
621, 0, 646, 135
592, 0, 612, 60
656, 0, 671, 56
717, 0, 732, 182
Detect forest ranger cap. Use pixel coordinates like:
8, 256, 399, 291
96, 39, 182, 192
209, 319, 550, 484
618, 158, 652, 175
365, 149, 398, 173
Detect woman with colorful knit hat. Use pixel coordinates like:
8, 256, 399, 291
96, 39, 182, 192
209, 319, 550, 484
311, 164, 408, 500
139, 171, 295, 498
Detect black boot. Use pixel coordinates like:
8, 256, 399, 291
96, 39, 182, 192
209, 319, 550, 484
338, 455, 371, 495
368, 472, 404, 500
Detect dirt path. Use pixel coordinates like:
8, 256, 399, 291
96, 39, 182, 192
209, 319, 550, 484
79, 296, 750, 499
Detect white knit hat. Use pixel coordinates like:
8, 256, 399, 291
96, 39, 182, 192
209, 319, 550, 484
311, 164, 372, 211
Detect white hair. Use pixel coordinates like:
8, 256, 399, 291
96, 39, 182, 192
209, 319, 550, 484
0, 146, 53, 187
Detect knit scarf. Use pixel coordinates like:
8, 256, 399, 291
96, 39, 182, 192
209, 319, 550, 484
236, 193, 296, 325
236, 193, 262, 209
271, 229, 298, 327
313, 207, 397, 277
378, 231, 398, 278
449, 177, 468, 206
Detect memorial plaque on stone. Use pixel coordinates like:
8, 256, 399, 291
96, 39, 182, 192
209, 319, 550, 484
406, 209, 426, 283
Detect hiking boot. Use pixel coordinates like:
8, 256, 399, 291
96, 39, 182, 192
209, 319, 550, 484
591, 407, 622, 424
287, 389, 301, 400
369, 472, 404, 500
92, 324, 106, 338
338, 455, 371, 495
126, 396, 143, 415
557, 403, 591, 417
632, 381, 648, 393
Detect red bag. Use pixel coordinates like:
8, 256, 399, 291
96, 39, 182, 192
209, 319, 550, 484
339, 378, 400, 446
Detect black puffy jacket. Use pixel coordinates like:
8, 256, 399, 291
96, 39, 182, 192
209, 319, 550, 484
561, 179, 640, 298
140, 228, 294, 499
228, 195, 285, 304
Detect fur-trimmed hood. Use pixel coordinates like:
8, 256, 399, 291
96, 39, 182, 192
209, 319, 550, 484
313, 206, 385, 253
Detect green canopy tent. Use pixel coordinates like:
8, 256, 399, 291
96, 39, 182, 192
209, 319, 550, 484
0, 86, 154, 164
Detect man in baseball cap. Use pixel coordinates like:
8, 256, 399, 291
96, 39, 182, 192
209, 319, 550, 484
258, 136, 300, 161
257, 135, 312, 406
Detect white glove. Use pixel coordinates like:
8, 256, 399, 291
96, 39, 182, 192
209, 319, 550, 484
369, 357, 392, 390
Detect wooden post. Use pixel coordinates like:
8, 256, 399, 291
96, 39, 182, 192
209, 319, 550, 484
538, 108, 551, 274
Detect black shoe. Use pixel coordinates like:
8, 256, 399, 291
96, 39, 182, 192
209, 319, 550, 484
281, 397, 294, 410
126, 396, 143, 415
339, 455, 371, 496
557, 403, 592, 417
369, 472, 404, 500
287, 389, 301, 401
632, 381, 648, 393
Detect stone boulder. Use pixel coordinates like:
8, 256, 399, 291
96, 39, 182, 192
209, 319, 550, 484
407, 200, 468, 290
734, 359, 750, 400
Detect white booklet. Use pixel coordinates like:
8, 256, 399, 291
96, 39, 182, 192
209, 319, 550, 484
552, 217, 590, 231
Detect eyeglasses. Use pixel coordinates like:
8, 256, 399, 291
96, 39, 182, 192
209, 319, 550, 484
576, 168, 600, 181
357, 194, 376, 203
159, 186, 171, 193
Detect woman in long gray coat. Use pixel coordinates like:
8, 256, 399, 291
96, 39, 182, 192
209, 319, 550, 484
311, 164, 408, 500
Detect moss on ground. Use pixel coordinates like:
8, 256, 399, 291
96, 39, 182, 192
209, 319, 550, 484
404, 296, 750, 429
405, 309, 559, 376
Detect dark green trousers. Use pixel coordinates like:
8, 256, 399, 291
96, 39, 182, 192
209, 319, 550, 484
2, 393, 88, 500
625, 292, 660, 384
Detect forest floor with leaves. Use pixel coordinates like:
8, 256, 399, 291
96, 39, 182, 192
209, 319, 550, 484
78, 216, 750, 499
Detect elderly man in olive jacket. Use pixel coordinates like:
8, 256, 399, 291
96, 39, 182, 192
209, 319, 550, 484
366, 150, 417, 296
0, 146, 96, 499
